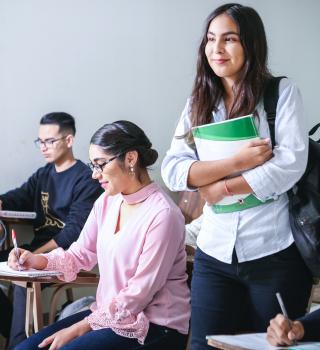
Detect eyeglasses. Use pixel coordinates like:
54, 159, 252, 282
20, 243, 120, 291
87, 155, 118, 173
34, 136, 66, 149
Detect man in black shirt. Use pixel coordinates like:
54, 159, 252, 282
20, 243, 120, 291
0, 112, 102, 349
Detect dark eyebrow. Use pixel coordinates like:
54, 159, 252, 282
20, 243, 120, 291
92, 157, 107, 163
207, 31, 239, 36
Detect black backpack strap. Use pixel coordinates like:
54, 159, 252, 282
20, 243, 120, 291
309, 123, 320, 142
263, 76, 286, 147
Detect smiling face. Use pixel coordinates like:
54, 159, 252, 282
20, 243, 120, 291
89, 144, 135, 196
205, 13, 245, 85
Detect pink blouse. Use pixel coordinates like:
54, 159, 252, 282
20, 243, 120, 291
45, 182, 190, 344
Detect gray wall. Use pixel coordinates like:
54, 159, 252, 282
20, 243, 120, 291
0, 0, 319, 192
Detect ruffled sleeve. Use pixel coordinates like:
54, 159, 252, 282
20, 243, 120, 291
86, 298, 149, 344
45, 248, 80, 282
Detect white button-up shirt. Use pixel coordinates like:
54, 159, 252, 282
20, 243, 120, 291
161, 78, 308, 263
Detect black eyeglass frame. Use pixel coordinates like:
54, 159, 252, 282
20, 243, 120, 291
34, 136, 67, 149
87, 155, 119, 173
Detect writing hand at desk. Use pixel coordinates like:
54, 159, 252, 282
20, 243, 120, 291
8, 248, 48, 271
38, 319, 91, 350
267, 314, 305, 346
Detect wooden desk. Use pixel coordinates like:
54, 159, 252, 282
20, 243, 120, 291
0, 272, 99, 337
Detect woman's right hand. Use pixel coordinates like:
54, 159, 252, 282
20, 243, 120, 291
233, 138, 273, 172
8, 248, 47, 270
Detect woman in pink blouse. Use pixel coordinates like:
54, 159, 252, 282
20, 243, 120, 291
9, 120, 190, 350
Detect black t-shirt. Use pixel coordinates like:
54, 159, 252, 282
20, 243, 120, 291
299, 308, 320, 341
0, 160, 102, 249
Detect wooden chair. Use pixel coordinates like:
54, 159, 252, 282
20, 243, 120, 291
47, 271, 99, 324
178, 191, 205, 225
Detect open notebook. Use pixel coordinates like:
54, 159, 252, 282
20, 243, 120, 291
206, 333, 320, 350
0, 261, 61, 278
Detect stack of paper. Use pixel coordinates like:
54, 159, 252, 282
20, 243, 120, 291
206, 333, 320, 350
0, 261, 61, 278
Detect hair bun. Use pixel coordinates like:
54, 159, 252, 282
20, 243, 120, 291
141, 148, 158, 167
91, 120, 158, 169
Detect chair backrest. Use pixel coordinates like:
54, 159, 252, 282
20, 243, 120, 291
178, 191, 205, 290
178, 191, 205, 224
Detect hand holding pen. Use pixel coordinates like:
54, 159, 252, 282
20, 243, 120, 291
8, 234, 47, 271
266, 292, 305, 346
11, 229, 22, 271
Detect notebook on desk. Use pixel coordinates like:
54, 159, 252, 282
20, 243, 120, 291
0, 261, 61, 278
206, 333, 320, 350
0, 210, 37, 219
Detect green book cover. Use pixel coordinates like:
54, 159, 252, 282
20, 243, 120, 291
192, 115, 271, 213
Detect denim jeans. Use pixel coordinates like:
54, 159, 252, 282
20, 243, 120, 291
13, 310, 187, 350
191, 244, 313, 350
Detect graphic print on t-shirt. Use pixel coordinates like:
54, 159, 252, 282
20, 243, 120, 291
35, 191, 65, 231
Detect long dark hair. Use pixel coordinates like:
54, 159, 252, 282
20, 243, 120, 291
90, 120, 158, 169
190, 3, 272, 127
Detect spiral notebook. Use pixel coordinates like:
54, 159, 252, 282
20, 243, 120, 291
0, 261, 61, 278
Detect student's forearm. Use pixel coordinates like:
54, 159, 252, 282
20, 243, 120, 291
225, 175, 253, 195
33, 239, 58, 254
187, 158, 239, 187
198, 175, 253, 205
73, 319, 92, 336
187, 138, 272, 188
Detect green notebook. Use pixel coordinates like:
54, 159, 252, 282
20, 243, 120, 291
192, 115, 272, 214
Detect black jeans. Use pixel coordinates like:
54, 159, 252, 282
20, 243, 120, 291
191, 244, 313, 350
14, 310, 188, 350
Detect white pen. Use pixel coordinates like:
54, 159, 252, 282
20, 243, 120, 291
276, 292, 297, 345
11, 229, 21, 271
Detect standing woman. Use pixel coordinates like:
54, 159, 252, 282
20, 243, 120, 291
162, 3, 312, 349
9, 120, 190, 350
